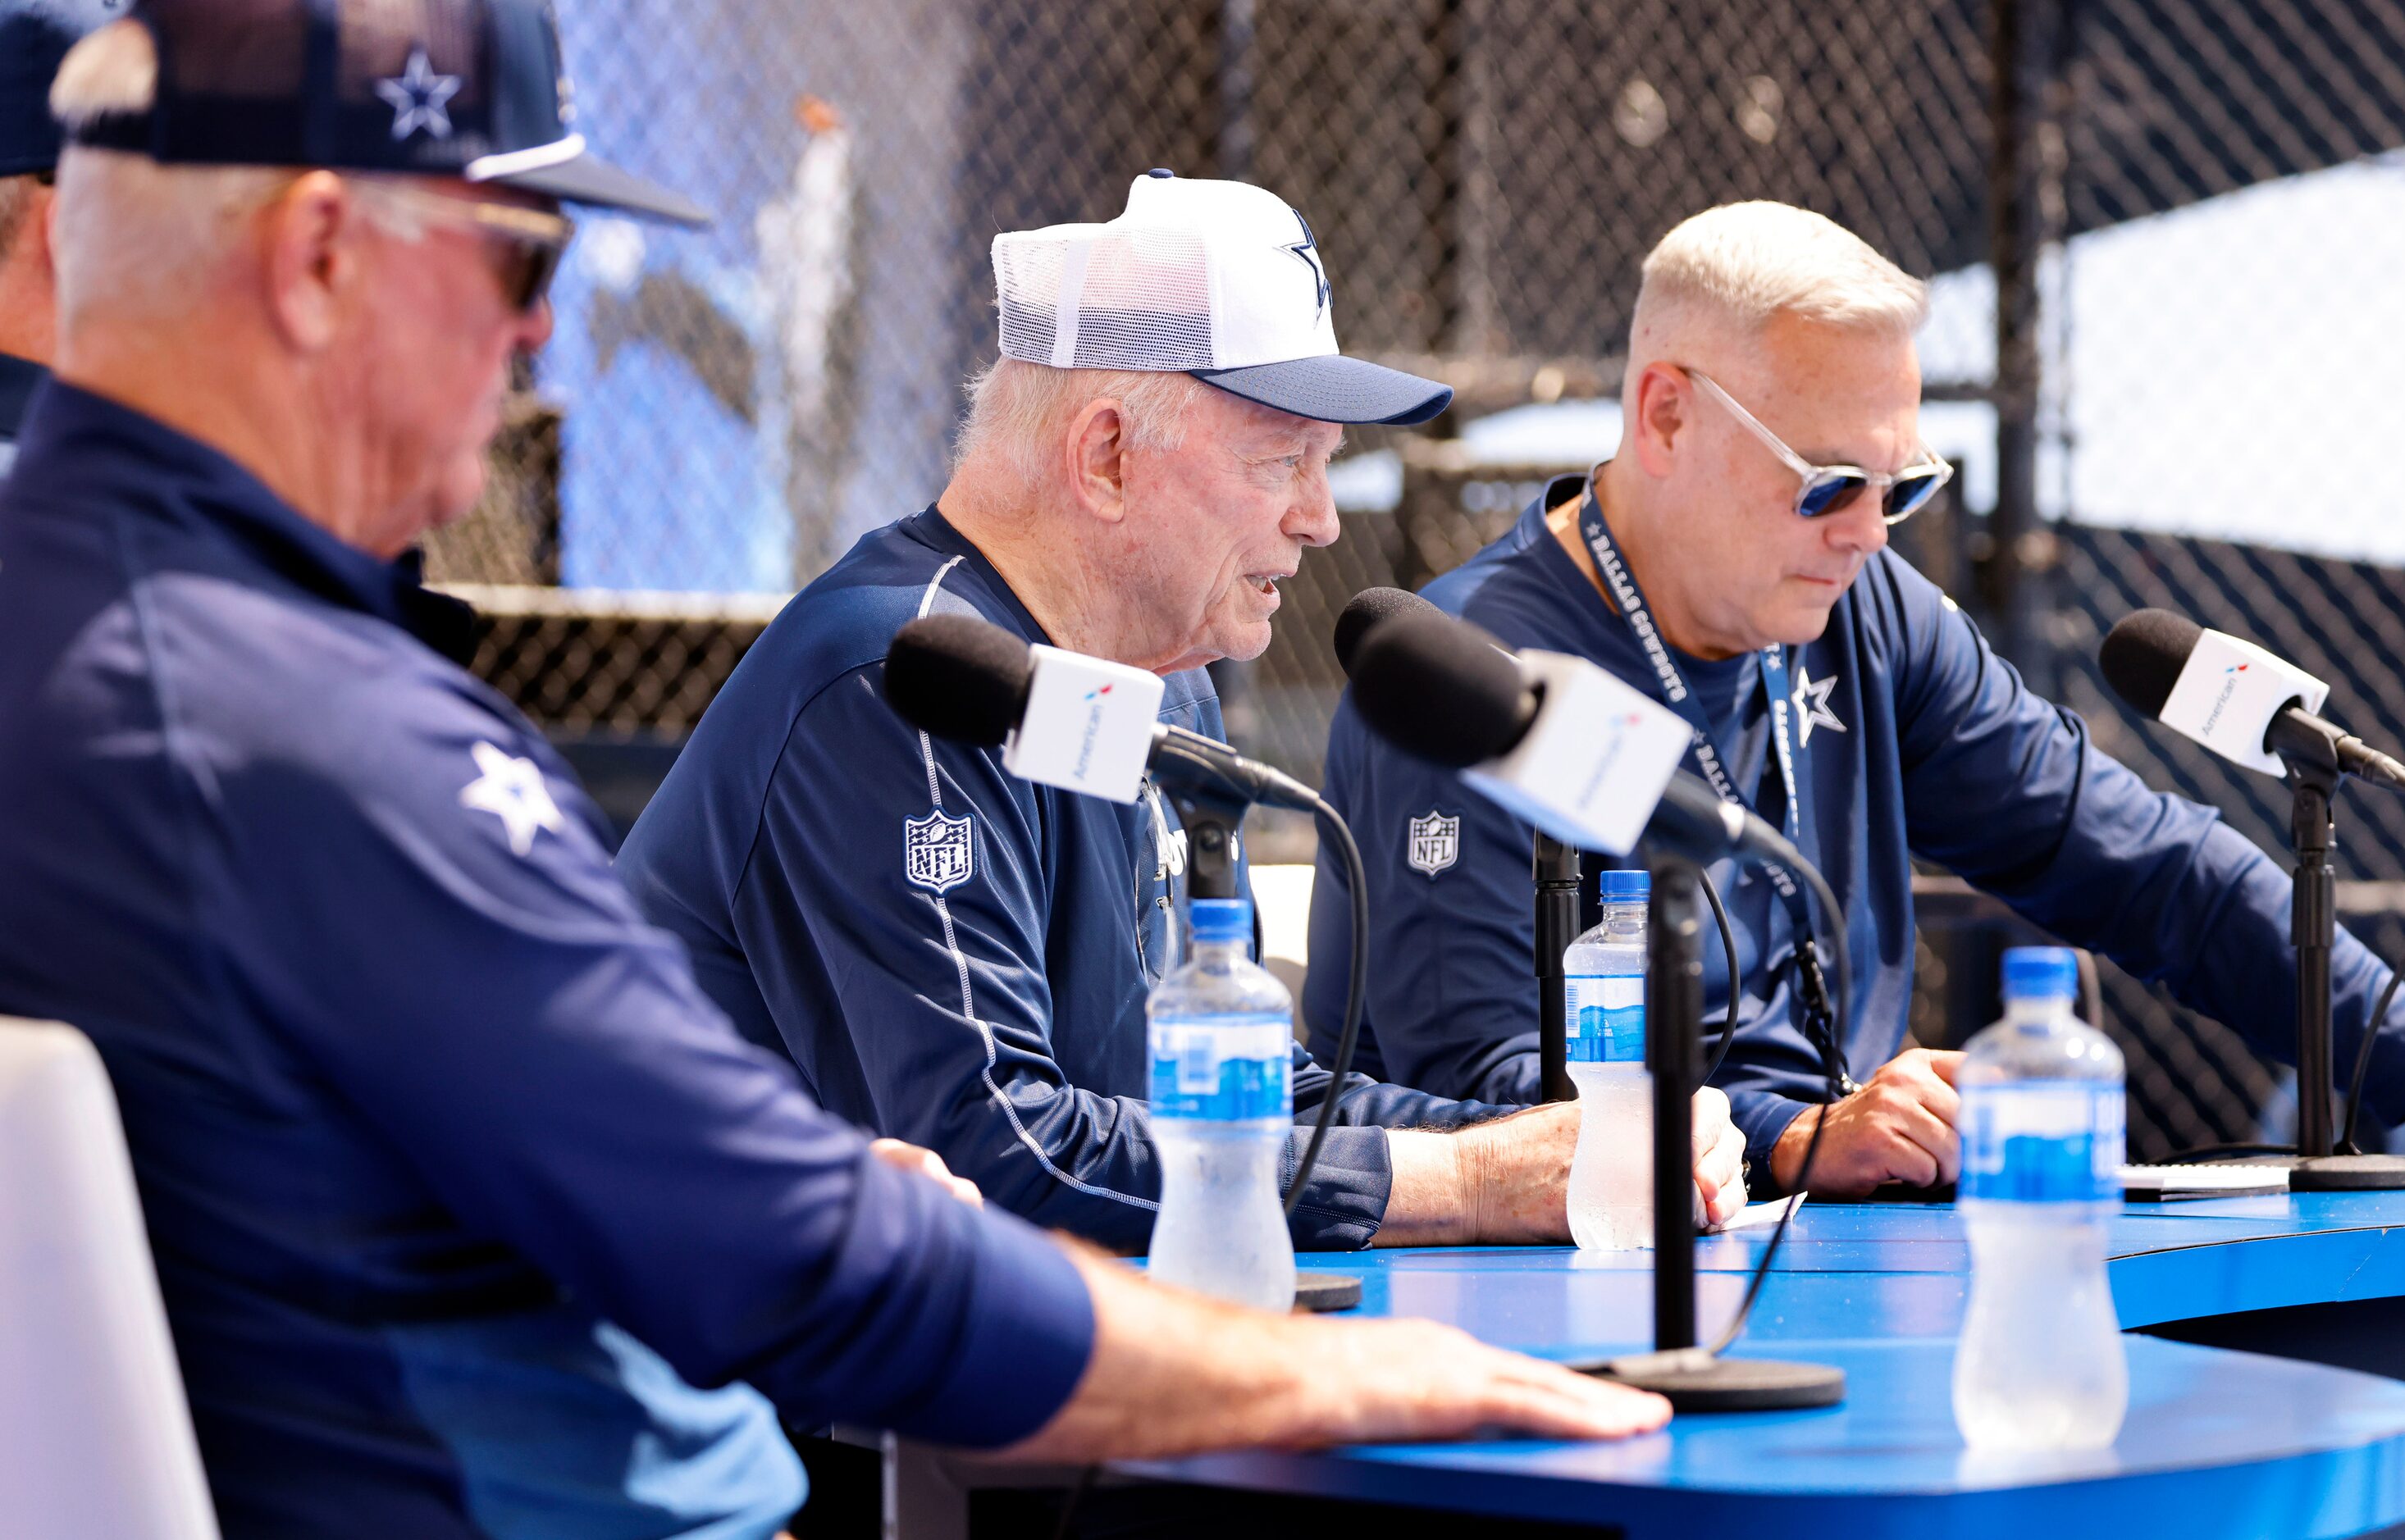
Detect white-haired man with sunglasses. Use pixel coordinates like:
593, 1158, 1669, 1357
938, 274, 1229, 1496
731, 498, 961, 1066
1313, 200, 2403, 1198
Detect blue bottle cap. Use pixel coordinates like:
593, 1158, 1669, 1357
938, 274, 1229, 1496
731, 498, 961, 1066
1597, 868, 1650, 903
1189, 897, 1252, 943
2002, 945, 2079, 1003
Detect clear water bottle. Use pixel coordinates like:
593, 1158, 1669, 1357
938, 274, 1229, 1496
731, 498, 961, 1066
1953, 945, 2129, 1451
1147, 896, 1297, 1312
1564, 869, 1652, 1251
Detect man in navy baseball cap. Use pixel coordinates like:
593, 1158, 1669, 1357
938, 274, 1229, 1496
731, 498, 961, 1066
0, 9, 1673, 1535
0, 0, 118, 478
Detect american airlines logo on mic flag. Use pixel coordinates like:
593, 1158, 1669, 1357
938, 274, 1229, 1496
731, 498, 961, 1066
1462, 650, 1692, 854
2202, 662, 2248, 736
1003, 645, 1165, 804
2161, 632, 2325, 777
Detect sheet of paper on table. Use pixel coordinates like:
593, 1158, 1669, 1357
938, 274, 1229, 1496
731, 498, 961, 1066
1714, 1192, 1807, 1232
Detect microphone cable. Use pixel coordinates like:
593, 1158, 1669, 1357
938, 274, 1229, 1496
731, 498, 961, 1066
1285, 791, 1369, 1213
1704, 857, 1848, 1358
1700, 868, 1741, 1084
2339, 966, 2403, 1156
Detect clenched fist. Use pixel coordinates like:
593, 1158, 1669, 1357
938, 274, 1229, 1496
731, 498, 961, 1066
1770, 1047, 1963, 1196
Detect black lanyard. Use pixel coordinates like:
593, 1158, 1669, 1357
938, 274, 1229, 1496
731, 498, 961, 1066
1577, 477, 1856, 1096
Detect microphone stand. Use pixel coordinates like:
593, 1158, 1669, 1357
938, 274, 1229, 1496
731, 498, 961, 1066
1590, 853, 1846, 1410
2280, 736, 2405, 1189
1534, 833, 1581, 1105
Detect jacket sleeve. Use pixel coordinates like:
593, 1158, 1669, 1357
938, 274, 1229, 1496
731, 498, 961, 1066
230, 698, 1093, 1450
1309, 695, 1549, 1105
1882, 561, 2402, 1118
730, 665, 1416, 1251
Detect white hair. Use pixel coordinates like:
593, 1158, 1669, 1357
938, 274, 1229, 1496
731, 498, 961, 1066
953, 358, 1206, 484
48, 19, 425, 323
1632, 202, 1928, 353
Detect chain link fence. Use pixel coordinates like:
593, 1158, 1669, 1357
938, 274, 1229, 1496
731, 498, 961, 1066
433, 0, 2405, 1159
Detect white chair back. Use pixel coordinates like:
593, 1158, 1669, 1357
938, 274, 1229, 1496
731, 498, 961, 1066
0, 1018, 219, 1539
1250, 863, 1316, 1023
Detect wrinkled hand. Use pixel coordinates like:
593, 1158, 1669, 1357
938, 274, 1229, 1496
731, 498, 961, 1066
869, 1137, 983, 1208
1299, 1316, 1672, 1445
1770, 1048, 1963, 1196
1450, 1089, 1747, 1243
1691, 1087, 1746, 1228
1456, 1101, 1581, 1242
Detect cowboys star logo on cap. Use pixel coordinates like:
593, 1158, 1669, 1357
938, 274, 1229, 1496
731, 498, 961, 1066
989, 171, 1451, 426
1284, 210, 1329, 320
1407, 810, 1460, 877
375, 45, 461, 142
903, 811, 975, 894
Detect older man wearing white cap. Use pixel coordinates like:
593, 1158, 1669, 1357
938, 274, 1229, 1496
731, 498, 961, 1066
622, 172, 1747, 1255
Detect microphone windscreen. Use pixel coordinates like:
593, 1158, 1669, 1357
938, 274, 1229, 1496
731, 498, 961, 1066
1334, 586, 1440, 676
1349, 608, 1531, 768
883, 613, 1033, 747
2098, 608, 2204, 719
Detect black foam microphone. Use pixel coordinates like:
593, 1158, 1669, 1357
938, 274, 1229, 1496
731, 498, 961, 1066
884, 613, 1034, 747
1333, 586, 1440, 675
1345, 605, 1800, 866
883, 614, 1320, 812
2099, 608, 2405, 789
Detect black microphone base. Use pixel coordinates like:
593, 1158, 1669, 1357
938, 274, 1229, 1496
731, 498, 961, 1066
1293, 1271, 1362, 1312
1578, 1347, 1846, 1411
2290, 1154, 2405, 1191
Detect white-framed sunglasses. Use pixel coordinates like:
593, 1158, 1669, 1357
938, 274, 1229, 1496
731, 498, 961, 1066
1685, 367, 1955, 525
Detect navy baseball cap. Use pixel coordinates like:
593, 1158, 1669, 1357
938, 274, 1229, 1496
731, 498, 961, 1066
64, 0, 708, 226
1, 0, 121, 177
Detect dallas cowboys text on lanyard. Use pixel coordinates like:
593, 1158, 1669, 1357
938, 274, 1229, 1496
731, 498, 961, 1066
1578, 478, 1857, 1096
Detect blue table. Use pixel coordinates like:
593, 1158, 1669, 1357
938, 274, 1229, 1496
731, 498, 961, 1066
1117, 1193, 2405, 1538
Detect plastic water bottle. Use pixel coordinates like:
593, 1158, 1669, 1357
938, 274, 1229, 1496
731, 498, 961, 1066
1147, 896, 1297, 1312
1564, 869, 1653, 1251
1953, 945, 2129, 1451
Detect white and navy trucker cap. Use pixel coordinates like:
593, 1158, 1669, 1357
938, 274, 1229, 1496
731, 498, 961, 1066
993, 170, 1453, 426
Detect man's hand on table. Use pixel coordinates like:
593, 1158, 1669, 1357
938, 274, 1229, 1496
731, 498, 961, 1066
1769, 1047, 1964, 1196
869, 1137, 984, 1208
1377, 1087, 1747, 1246
1002, 1246, 1672, 1463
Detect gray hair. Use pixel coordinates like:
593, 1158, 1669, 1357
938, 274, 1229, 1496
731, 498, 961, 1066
48, 20, 426, 323
1632, 202, 1928, 351
954, 358, 1205, 484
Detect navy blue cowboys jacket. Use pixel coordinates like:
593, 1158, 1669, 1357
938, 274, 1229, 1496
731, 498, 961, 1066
620, 508, 1505, 1254
1309, 476, 2402, 1181
0, 385, 1095, 1538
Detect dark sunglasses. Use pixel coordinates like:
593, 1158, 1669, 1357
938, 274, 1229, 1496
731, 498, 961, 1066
1686, 367, 1954, 524
363, 182, 576, 313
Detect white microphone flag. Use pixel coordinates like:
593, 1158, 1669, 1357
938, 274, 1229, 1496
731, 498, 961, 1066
1463, 649, 1694, 854
2157, 627, 2330, 777
1002, 645, 1166, 804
